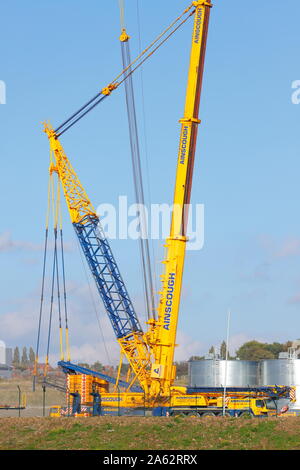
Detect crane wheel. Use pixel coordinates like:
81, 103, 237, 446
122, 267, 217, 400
172, 412, 186, 417
238, 411, 253, 418
187, 411, 201, 418
201, 412, 216, 418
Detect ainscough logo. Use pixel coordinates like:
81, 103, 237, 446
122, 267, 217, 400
163, 273, 175, 330
194, 7, 203, 44
0, 81, 6, 104
180, 126, 189, 164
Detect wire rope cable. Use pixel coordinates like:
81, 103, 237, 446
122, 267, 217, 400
119, 7, 155, 321
53, 3, 195, 137
136, 0, 159, 306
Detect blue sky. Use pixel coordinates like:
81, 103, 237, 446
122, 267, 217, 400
1, 0, 300, 364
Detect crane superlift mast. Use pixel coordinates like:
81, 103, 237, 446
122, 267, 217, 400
42, 1, 295, 415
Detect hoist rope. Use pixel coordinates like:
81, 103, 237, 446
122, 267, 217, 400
44, 173, 59, 375
59, 228, 71, 362
118, 8, 195, 87
136, 0, 159, 305
44, 223, 58, 376
36, 165, 72, 378
54, 3, 195, 137
118, 0, 125, 31
119, 6, 156, 321
33, 173, 52, 385
113, 3, 194, 87
55, 227, 64, 361
56, 173, 71, 361
54, 182, 64, 362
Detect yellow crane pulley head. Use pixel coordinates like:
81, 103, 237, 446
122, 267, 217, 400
192, 0, 213, 7
120, 28, 130, 43
43, 122, 57, 140
101, 83, 119, 96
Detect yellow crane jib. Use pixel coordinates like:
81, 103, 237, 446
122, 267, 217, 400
44, 122, 155, 396
149, 0, 212, 396
44, 124, 97, 225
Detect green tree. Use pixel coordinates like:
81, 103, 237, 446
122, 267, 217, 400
189, 355, 204, 361
13, 347, 20, 368
175, 361, 188, 377
21, 347, 29, 369
220, 341, 228, 360
29, 347, 35, 365
92, 361, 103, 372
209, 346, 215, 355
266, 341, 293, 357
236, 341, 275, 360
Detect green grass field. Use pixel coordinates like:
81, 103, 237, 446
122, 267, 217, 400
1, 416, 300, 450
1, 378, 300, 450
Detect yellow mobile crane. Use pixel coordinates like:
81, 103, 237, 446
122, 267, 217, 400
43, 2, 295, 417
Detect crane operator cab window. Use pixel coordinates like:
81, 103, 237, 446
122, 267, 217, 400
255, 400, 265, 408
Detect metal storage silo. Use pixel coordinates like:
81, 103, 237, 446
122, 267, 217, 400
260, 359, 300, 409
219, 360, 259, 387
188, 360, 218, 387
260, 359, 300, 386
188, 360, 259, 387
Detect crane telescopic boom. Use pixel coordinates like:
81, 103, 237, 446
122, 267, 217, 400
149, 0, 212, 396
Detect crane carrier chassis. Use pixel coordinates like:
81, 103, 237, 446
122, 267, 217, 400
49, 364, 295, 418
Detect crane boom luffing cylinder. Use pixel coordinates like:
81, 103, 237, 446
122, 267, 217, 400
44, 0, 212, 400
149, 0, 212, 396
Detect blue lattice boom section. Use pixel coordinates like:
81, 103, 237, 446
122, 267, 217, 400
58, 361, 142, 392
74, 214, 142, 339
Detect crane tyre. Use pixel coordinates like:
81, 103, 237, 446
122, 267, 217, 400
239, 411, 253, 418
201, 412, 216, 418
187, 411, 201, 417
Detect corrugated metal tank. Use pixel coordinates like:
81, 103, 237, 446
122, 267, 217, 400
260, 359, 300, 386
188, 360, 217, 387
188, 360, 259, 387
260, 359, 300, 409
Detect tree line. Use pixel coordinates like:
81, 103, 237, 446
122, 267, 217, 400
189, 340, 294, 362
11, 339, 295, 374
12, 346, 36, 370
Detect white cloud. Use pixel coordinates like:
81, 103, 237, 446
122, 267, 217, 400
2, 278, 281, 370
273, 238, 300, 259
0, 231, 74, 253
288, 293, 300, 305
228, 333, 253, 356
0, 277, 212, 369
258, 234, 300, 260
174, 331, 204, 362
